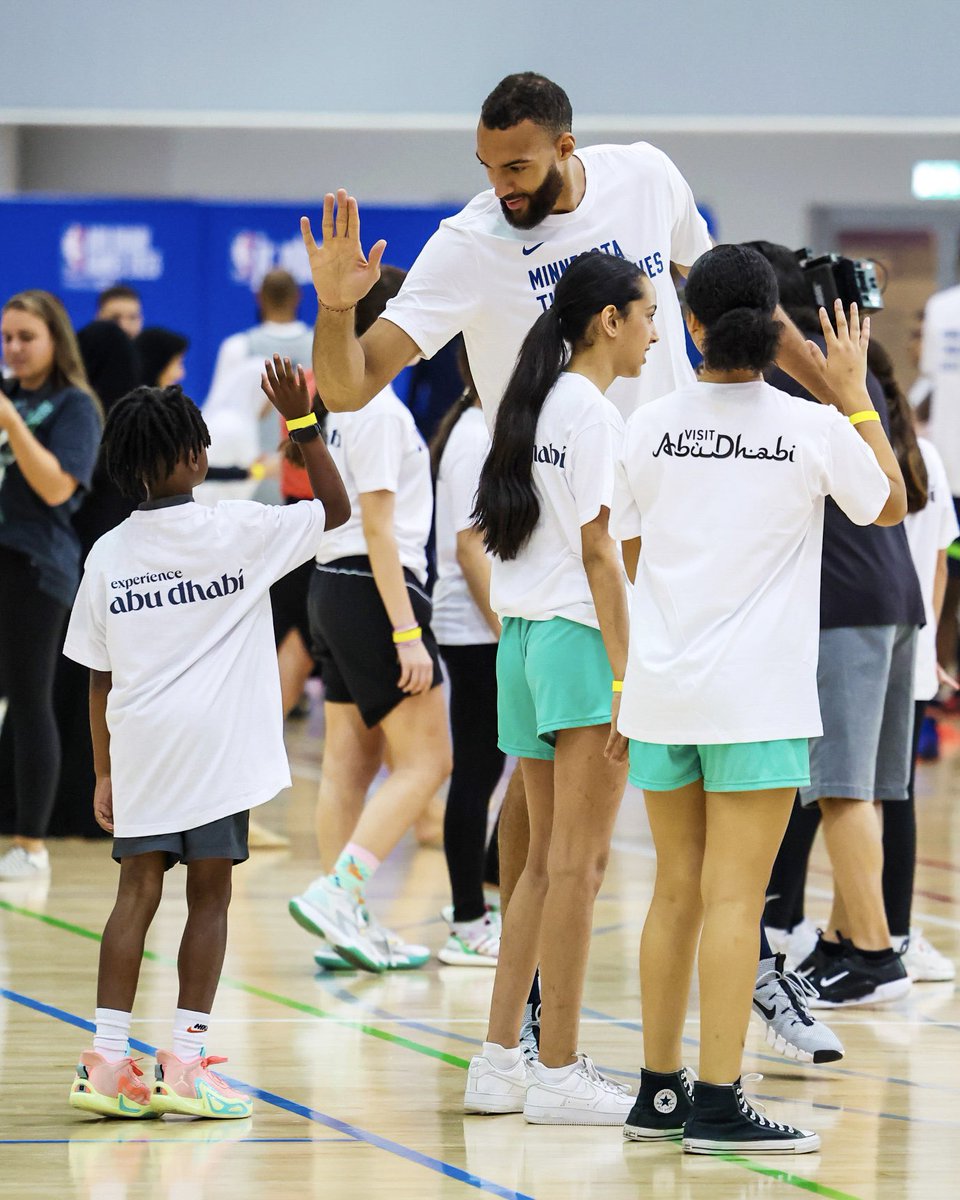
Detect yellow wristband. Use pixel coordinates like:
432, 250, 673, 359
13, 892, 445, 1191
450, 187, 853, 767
612, 680, 624, 693
286, 412, 318, 432
849, 410, 881, 427
249, 462, 266, 481
393, 626, 423, 644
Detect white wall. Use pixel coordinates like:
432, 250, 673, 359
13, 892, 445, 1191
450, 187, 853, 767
15, 124, 960, 249
2, 0, 958, 120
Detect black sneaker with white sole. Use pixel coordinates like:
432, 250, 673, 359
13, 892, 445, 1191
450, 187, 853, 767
804, 943, 911, 1009
623, 1067, 694, 1141
682, 1078, 820, 1155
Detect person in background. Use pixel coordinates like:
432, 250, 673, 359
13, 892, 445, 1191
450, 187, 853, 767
0, 290, 102, 879
288, 268, 452, 973
431, 346, 503, 967
208, 269, 313, 391
752, 242, 922, 1010
96, 285, 144, 340
870, 339, 957, 981
49, 320, 141, 839
135, 327, 188, 389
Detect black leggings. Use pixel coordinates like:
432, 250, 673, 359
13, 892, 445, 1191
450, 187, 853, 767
439, 643, 505, 923
764, 700, 924, 937
0, 547, 69, 839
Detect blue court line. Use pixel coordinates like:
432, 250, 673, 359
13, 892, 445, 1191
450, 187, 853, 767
0, 987, 535, 1200
314, 976, 958, 1126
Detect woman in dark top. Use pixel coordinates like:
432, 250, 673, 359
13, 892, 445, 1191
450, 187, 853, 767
0, 290, 102, 878
750, 244, 923, 1008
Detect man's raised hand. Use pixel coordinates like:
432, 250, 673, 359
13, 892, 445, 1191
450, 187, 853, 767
300, 190, 387, 312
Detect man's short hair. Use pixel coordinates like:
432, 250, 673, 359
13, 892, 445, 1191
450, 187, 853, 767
96, 283, 141, 309
480, 73, 573, 139
259, 269, 300, 311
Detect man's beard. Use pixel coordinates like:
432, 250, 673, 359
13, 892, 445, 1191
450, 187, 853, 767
499, 164, 565, 230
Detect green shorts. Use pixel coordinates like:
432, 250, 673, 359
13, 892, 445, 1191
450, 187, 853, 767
628, 738, 810, 793
497, 616, 613, 761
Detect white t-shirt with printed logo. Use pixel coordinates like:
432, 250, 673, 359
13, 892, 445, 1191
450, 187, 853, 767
316, 384, 433, 583
490, 372, 624, 629
63, 498, 328, 837
921, 285, 960, 493
383, 142, 712, 425
433, 405, 496, 646
611, 381, 891, 744
905, 438, 959, 700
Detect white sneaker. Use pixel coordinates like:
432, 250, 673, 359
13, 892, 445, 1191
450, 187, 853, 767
523, 1053, 634, 1126
782, 920, 820, 971
464, 1045, 531, 1114
753, 955, 844, 1063
288, 877, 385, 973
897, 930, 956, 982
0, 845, 50, 881
438, 915, 500, 967
365, 913, 431, 970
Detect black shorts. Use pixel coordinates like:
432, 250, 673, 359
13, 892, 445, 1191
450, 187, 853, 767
112, 810, 250, 870
308, 556, 443, 728
270, 558, 314, 649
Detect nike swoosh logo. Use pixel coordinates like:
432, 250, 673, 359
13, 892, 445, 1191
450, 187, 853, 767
522, 243, 545, 256
753, 1000, 777, 1021
818, 971, 849, 988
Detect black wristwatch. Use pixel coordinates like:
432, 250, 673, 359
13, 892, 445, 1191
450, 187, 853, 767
289, 424, 321, 444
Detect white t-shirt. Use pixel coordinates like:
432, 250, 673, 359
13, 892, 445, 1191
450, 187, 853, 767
490, 372, 623, 628
63, 498, 328, 837
922, 284, 960, 493
433, 405, 496, 646
905, 438, 959, 700
316, 385, 432, 583
383, 142, 712, 425
611, 381, 892, 744
208, 320, 314, 398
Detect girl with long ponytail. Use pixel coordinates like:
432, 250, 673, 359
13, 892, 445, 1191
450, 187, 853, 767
465, 251, 659, 1125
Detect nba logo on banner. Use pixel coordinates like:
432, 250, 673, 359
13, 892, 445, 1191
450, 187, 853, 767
60, 224, 164, 290
230, 230, 311, 291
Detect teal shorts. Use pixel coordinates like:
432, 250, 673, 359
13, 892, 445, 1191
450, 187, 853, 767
628, 738, 810, 793
497, 616, 613, 761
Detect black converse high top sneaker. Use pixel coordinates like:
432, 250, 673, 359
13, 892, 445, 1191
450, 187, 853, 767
682, 1078, 820, 1154
623, 1067, 695, 1140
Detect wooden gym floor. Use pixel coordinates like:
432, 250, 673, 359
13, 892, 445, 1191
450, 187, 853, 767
1, 706, 959, 1199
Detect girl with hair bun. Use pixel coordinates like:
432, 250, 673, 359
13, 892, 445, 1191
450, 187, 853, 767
464, 250, 658, 1125
612, 244, 907, 1154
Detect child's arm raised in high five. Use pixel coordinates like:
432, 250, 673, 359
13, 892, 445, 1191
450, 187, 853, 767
261, 355, 351, 530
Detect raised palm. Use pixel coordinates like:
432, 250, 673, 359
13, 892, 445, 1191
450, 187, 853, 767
300, 189, 387, 310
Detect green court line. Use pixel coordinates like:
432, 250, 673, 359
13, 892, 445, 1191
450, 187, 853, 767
0, 898, 468, 1069
0, 896, 862, 1200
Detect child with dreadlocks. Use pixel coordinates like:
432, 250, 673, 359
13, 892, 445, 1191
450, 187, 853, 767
64, 358, 349, 1119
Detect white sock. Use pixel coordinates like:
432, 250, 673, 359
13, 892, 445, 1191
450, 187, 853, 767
93, 1007, 132, 1063
172, 1008, 211, 1060
482, 1041, 522, 1070
533, 1060, 579, 1082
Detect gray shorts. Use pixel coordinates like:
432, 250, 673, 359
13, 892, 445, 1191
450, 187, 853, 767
112, 810, 250, 869
799, 625, 917, 807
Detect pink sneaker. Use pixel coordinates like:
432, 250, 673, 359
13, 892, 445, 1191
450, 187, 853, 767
152, 1050, 253, 1119
69, 1051, 156, 1118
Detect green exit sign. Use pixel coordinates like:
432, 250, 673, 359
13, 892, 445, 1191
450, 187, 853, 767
912, 161, 960, 200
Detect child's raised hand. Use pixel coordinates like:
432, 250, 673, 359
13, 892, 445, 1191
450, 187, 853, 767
805, 299, 871, 413
261, 354, 312, 421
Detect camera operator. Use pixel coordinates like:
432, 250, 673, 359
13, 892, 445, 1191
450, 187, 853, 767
752, 241, 922, 1008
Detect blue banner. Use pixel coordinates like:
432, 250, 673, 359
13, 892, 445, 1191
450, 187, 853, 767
0, 196, 459, 400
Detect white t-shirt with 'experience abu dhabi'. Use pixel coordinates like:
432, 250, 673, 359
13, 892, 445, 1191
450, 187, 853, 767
490, 372, 624, 629
64, 497, 328, 837
316, 384, 433, 584
433, 405, 496, 646
611, 381, 892, 745
383, 142, 712, 424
